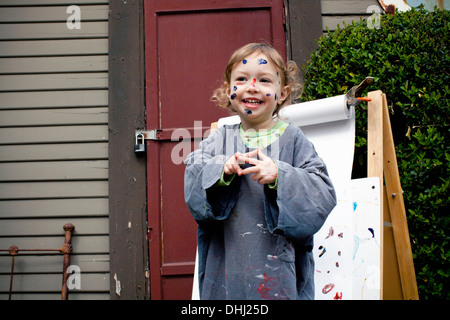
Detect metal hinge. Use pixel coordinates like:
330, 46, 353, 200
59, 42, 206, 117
134, 126, 211, 154
135, 126, 211, 142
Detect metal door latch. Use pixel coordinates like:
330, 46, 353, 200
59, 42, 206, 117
134, 132, 146, 153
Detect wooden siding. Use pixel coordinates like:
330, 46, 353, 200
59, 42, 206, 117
0, 0, 109, 299
321, 0, 383, 31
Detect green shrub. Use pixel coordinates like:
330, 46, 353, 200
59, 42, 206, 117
300, 7, 449, 300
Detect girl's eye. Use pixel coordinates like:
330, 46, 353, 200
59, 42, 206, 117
260, 78, 271, 83
236, 77, 246, 82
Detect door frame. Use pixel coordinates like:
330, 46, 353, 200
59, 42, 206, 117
108, 0, 150, 300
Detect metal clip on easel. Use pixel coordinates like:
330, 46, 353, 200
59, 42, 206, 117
346, 76, 375, 107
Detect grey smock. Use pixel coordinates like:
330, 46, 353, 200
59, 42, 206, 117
184, 123, 336, 300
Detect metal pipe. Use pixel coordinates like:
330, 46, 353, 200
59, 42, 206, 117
61, 223, 75, 300
8, 246, 19, 300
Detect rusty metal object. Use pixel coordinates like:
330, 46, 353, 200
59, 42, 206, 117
0, 224, 75, 300
7, 246, 19, 300
61, 223, 75, 300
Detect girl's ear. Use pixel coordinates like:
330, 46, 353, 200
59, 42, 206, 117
224, 82, 231, 99
278, 85, 290, 104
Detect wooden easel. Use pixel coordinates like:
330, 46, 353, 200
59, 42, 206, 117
367, 90, 419, 300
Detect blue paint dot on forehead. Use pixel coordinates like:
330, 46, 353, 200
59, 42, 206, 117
257, 58, 268, 65
242, 59, 247, 64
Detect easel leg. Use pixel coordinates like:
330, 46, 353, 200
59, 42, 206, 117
381, 94, 419, 300
368, 90, 384, 299
368, 90, 419, 300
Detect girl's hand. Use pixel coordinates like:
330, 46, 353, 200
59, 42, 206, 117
238, 149, 278, 185
223, 151, 247, 176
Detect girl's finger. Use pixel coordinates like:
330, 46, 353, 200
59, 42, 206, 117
242, 149, 259, 158
257, 148, 267, 160
240, 166, 259, 176
232, 162, 242, 175
238, 155, 259, 166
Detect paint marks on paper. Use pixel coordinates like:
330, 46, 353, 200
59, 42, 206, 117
326, 226, 334, 239
313, 187, 353, 300
333, 292, 343, 300
322, 283, 335, 294
318, 246, 327, 257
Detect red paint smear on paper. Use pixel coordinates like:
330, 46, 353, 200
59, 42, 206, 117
257, 273, 277, 299
333, 292, 343, 300
322, 283, 335, 294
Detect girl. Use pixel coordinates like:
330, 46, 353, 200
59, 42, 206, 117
184, 43, 336, 300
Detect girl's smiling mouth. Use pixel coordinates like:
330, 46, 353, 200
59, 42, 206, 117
242, 98, 263, 108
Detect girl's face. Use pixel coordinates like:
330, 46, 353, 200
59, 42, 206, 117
226, 52, 289, 130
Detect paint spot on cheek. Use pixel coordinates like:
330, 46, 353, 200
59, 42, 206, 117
230, 93, 236, 100
242, 59, 247, 64
274, 93, 278, 101
233, 86, 237, 91
266, 93, 271, 97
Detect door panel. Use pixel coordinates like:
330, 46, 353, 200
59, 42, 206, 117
145, 0, 286, 300
158, 9, 273, 129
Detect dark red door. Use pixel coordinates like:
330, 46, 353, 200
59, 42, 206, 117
144, 0, 286, 300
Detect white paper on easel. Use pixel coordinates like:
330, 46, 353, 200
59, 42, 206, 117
282, 95, 355, 191
193, 95, 358, 300
350, 177, 381, 300
314, 177, 381, 300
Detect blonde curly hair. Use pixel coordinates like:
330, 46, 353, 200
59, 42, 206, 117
211, 43, 302, 118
